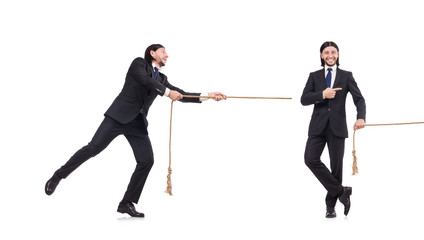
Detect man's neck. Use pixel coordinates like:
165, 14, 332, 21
152, 61, 161, 69
325, 65, 337, 70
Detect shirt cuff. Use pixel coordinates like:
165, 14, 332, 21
164, 88, 170, 97
200, 92, 209, 102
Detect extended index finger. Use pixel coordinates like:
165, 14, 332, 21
333, 88, 343, 91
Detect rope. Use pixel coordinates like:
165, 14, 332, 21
352, 121, 424, 175
352, 129, 358, 175
165, 94, 291, 196
182, 95, 291, 100
165, 101, 174, 196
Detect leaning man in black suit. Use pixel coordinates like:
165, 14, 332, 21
301, 41, 366, 218
45, 44, 226, 217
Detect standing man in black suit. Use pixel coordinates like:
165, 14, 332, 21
301, 41, 366, 218
45, 44, 227, 217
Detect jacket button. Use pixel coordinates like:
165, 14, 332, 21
328, 108, 331, 111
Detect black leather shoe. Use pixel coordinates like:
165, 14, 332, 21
45, 173, 62, 195
339, 186, 352, 216
326, 207, 337, 218
117, 202, 145, 217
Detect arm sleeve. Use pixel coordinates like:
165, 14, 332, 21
163, 76, 201, 103
128, 58, 167, 96
301, 73, 326, 106
348, 73, 366, 120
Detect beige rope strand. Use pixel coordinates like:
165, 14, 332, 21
352, 121, 424, 175
365, 122, 424, 126
182, 95, 292, 100
165, 101, 174, 196
352, 129, 358, 175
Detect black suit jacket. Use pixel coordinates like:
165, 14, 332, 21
301, 68, 366, 138
105, 57, 201, 124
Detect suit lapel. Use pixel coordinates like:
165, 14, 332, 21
333, 68, 343, 88
149, 65, 164, 83
156, 73, 164, 83
317, 68, 327, 89
148, 65, 155, 79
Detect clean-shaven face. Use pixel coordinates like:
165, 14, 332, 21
151, 47, 168, 67
321, 46, 338, 67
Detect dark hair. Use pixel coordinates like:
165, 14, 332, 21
144, 44, 165, 63
320, 41, 339, 66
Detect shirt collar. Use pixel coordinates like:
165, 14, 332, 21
152, 63, 163, 72
325, 65, 337, 72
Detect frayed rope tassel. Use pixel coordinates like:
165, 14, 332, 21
165, 167, 173, 196
352, 129, 359, 175
352, 151, 359, 175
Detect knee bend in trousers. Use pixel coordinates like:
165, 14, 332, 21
136, 155, 154, 170
80, 142, 105, 158
146, 157, 154, 169
304, 155, 321, 168
136, 161, 154, 172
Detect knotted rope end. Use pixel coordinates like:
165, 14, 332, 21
352, 129, 359, 176
352, 150, 359, 175
165, 167, 173, 196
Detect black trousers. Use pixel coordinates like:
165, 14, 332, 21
304, 126, 345, 208
55, 114, 154, 204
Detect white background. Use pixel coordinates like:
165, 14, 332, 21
1, 0, 424, 239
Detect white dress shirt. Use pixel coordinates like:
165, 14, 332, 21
325, 65, 337, 88
323, 65, 337, 99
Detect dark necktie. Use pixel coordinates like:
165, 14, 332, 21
154, 67, 159, 80
326, 68, 333, 88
